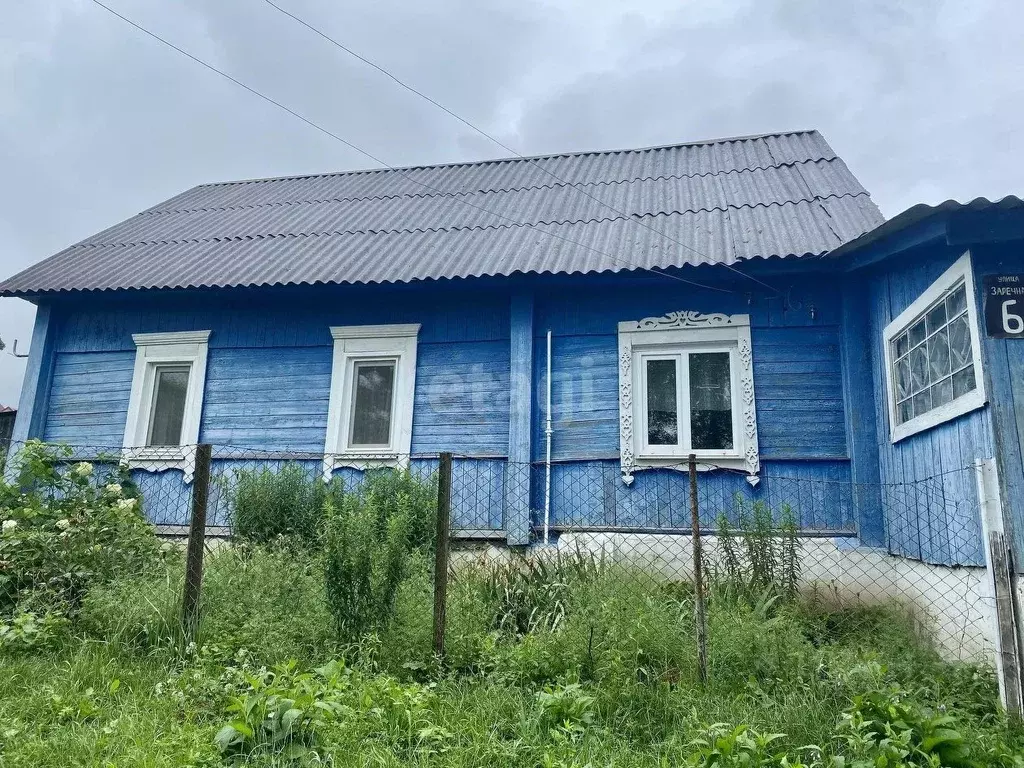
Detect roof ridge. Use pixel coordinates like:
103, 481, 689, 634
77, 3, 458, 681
194, 129, 822, 188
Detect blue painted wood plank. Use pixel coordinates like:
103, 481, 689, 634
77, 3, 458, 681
865, 248, 991, 566
9, 305, 58, 451
54, 289, 512, 354
505, 293, 534, 544
43, 350, 133, 447
839, 276, 884, 544
412, 340, 510, 456
200, 347, 331, 451
531, 459, 854, 532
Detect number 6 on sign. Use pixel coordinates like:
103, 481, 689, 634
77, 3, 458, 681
1002, 300, 1024, 335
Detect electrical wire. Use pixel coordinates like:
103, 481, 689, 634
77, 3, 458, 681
260, 0, 783, 296
86, 0, 734, 295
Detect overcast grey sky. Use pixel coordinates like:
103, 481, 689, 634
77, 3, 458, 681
1, 0, 1022, 407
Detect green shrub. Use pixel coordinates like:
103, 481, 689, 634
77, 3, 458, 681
323, 468, 436, 643
214, 659, 352, 759
0, 610, 69, 653
230, 463, 340, 543
0, 440, 158, 614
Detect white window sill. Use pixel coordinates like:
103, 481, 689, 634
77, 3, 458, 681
630, 454, 760, 485
321, 452, 408, 480
890, 390, 987, 443
122, 446, 198, 483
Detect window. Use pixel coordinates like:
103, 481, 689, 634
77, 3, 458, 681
147, 365, 191, 446
638, 349, 737, 454
883, 252, 985, 442
324, 324, 419, 476
618, 312, 759, 484
123, 330, 210, 482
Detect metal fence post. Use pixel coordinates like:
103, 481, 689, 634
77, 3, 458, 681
433, 452, 453, 659
689, 453, 708, 684
181, 443, 212, 644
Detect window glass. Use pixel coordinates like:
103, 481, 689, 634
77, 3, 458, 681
350, 361, 396, 446
890, 280, 976, 426
689, 352, 733, 450
147, 366, 190, 446
645, 358, 678, 445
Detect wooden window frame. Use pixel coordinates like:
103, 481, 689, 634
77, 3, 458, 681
323, 324, 419, 477
618, 312, 759, 485
123, 330, 210, 483
883, 252, 986, 443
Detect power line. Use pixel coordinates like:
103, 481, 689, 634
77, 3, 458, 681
260, 0, 782, 296
85, 0, 733, 295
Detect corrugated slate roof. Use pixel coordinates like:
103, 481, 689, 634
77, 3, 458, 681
0, 130, 883, 296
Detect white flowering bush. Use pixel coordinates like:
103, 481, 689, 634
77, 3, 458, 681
0, 440, 158, 613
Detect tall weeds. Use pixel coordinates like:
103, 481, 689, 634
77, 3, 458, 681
230, 463, 341, 543
323, 468, 436, 642
713, 494, 802, 603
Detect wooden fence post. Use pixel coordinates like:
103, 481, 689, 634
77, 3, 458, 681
181, 443, 213, 645
689, 453, 708, 684
432, 452, 453, 659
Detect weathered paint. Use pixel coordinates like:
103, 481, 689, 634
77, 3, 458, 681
41, 287, 512, 457
10, 304, 57, 446
866, 245, 994, 566
135, 456, 501, 532
840, 277, 884, 546
530, 460, 854, 532
532, 279, 848, 463
972, 242, 1024, 566
505, 292, 534, 545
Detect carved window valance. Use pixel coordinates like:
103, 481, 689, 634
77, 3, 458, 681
617, 311, 760, 485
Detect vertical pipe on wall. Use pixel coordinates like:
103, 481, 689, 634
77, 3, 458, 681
544, 329, 553, 545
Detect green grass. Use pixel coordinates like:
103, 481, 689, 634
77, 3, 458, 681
1, 545, 1021, 767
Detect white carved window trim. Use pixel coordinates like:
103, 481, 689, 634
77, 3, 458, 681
883, 251, 986, 443
618, 312, 759, 485
323, 323, 420, 478
123, 330, 210, 483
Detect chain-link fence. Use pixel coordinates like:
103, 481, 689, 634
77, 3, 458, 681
0, 441, 1005, 669
446, 456, 997, 667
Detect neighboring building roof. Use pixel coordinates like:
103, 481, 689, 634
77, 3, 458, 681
0, 129, 883, 297
826, 195, 1024, 262
0, 406, 15, 414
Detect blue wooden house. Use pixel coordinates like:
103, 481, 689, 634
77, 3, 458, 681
2, 129, 1022, 573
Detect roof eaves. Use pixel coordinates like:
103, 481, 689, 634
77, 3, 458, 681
830, 196, 1024, 272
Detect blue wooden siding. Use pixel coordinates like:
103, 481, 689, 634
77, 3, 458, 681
200, 347, 332, 451
531, 280, 848, 462
529, 460, 854, 532
43, 351, 133, 447
40, 287, 511, 457
972, 243, 1024, 566
412, 340, 509, 457
866, 246, 993, 566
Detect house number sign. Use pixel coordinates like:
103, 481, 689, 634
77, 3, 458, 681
984, 275, 1024, 338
